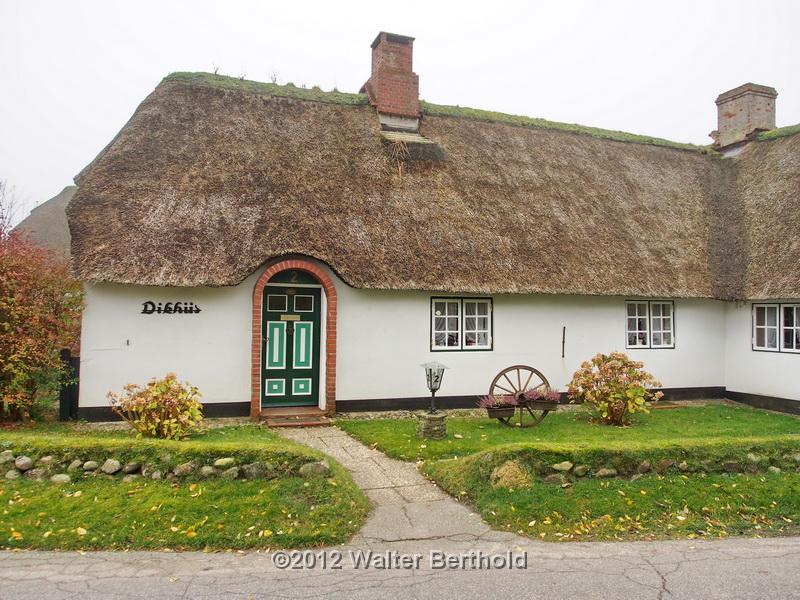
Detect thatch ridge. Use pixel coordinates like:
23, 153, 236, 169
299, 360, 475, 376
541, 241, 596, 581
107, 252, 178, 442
164, 72, 708, 152
421, 101, 712, 153
164, 72, 369, 106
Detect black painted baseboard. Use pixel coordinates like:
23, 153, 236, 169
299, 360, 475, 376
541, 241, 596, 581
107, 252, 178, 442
658, 386, 726, 401
336, 395, 479, 412
335, 386, 728, 412
725, 391, 800, 415
75, 387, 799, 421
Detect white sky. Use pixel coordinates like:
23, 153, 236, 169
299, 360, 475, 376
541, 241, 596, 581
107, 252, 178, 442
2, 0, 798, 220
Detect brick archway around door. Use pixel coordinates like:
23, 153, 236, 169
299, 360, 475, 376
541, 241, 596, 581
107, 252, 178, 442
251, 259, 338, 419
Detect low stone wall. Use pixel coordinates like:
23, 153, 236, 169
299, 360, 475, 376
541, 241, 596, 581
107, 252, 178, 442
486, 449, 800, 489
0, 445, 330, 485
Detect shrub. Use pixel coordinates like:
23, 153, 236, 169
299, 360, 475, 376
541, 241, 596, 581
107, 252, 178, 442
0, 193, 83, 421
108, 373, 203, 440
567, 352, 663, 426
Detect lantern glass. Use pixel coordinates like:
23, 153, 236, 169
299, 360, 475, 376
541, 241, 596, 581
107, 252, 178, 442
421, 361, 448, 393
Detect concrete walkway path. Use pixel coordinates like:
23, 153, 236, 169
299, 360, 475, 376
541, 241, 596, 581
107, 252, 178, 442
278, 425, 522, 546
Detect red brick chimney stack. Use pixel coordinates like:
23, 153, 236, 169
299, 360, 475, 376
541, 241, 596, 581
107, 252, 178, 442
361, 32, 421, 129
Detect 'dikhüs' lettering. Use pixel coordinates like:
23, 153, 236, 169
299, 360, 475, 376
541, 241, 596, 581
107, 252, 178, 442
141, 301, 202, 315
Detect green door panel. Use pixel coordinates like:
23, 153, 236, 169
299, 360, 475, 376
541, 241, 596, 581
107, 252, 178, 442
261, 285, 322, 408
266, 322, 286, 369
293, 322, 313, 369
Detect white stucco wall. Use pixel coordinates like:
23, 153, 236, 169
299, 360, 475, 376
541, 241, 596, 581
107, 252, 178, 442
335, 288, 726, 401
724, 302, 800, 401
79, 271, 261, 407
79, 261, 732, 408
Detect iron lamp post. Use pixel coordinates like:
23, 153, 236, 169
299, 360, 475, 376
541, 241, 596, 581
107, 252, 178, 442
421, 361, 448, 414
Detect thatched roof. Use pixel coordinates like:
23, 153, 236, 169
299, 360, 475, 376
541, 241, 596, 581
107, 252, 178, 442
16, 185, 76, 257
67, 73, 800, 299
735, 133, 800, 299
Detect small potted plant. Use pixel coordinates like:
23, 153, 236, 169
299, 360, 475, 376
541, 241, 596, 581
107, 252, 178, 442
522, 388, 561, 410
478, 394, 517, 418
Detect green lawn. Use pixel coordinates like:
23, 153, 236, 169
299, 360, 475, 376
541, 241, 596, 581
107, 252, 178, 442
337, 405, 800, 462
0, 424, 369, 550
1, 422, 294, 444
1, 464, 366, 550
424, 468, 800, 541
340, 404, 800, 541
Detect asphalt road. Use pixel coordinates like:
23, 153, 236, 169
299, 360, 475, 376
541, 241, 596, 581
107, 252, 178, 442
2, 535, 800, 600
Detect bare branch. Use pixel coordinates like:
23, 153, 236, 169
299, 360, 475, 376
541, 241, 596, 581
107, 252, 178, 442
0, 179, 20, 239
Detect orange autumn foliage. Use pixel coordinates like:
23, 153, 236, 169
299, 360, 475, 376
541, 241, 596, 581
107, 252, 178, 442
0, 229, 82, 420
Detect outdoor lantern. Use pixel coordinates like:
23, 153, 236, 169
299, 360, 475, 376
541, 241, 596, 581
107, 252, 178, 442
421, 361, 448, 414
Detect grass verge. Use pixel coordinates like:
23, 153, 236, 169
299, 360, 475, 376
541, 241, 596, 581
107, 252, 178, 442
0, 425, 369, 550
424, 462, 800, 541
340, 405, 800, 541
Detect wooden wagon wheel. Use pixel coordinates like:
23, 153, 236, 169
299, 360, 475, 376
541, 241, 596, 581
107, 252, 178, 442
489, 365, 552, 427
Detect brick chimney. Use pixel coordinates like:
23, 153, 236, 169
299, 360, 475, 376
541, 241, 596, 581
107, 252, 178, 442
710, 83, 777, 152
361, 32, 420, 131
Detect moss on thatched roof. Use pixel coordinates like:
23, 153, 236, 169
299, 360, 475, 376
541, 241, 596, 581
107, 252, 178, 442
164, 72, 369, 106
420, 101, 713, 153
755, 123, 800, 142
67, 74, 799, 299
165, 72, 708, 152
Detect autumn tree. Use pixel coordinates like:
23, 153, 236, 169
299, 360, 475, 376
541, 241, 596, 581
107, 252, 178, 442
0, 180, 83, 420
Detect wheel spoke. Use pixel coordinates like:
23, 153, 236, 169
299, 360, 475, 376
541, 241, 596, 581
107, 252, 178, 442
493, 383, 515, 395
521, 369, 534, 392
502, 373, 518, 394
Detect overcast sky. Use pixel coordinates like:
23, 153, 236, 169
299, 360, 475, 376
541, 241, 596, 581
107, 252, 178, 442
2, 0, 798, 220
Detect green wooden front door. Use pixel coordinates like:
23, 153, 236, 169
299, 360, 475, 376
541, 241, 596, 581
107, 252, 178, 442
262, 285, 322, 407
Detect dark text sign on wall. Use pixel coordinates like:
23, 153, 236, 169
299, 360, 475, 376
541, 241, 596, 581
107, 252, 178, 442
141, 301, 202, 315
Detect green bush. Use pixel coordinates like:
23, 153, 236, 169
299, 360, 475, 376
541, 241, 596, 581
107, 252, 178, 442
108, 373, 203, 440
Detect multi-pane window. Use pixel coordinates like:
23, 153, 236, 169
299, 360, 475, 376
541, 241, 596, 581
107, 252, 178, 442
783, 305, 800, 353
650, 302, 674, 348
625, 302, 650, 348
625, 300, 675, 349
753, 303, 800, 353
432, 300, 461, 349
463, 300, 491, 348
753, 304, 779, 351
432, 298, 492, 351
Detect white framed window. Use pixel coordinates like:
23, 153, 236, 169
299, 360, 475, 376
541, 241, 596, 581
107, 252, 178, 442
752, 304, 779, 351
625, 300, 675, 349
783, 304, 800, 353
463, 299, 492, 349
650, 302, 674, 348
752, 303, 800, 354
431, 298, 493, 351
432, 299, 461, 349
625, 301, 650, 348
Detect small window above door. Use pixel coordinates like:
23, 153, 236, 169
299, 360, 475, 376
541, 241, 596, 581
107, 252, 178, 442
294, 295, 314, 312
267, 294, 288, 312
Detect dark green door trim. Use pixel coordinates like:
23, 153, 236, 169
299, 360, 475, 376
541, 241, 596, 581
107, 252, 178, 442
261, 285, 322, 407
